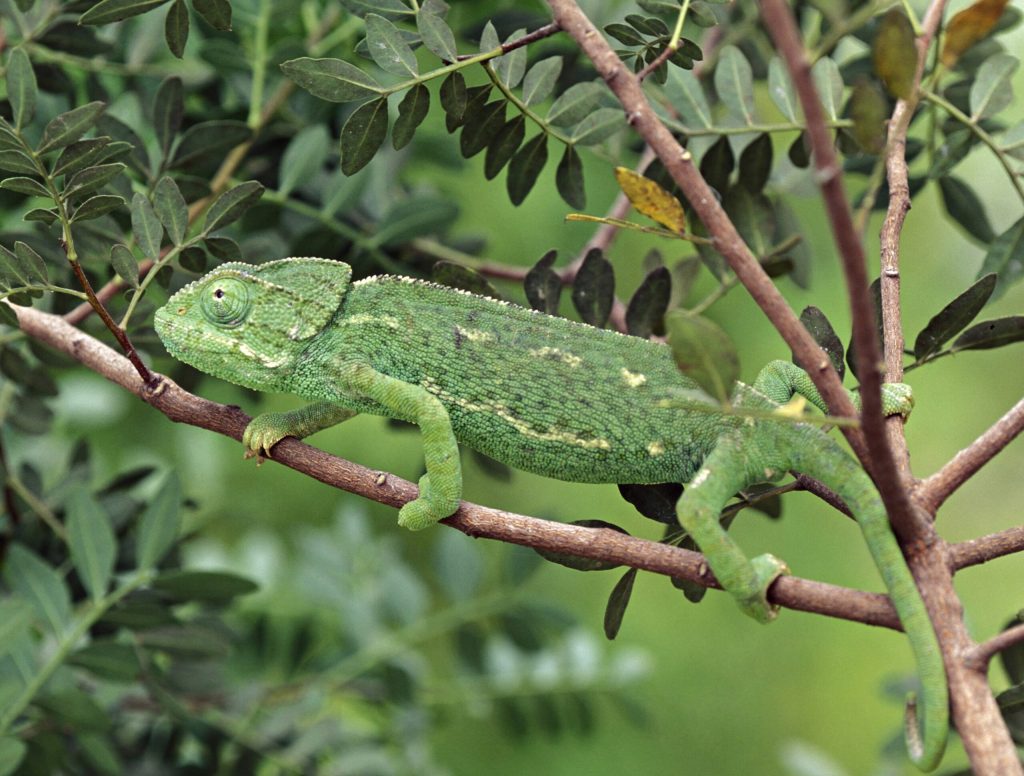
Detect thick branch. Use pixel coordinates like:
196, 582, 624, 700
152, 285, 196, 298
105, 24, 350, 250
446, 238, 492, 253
950, 525, 1024, 571
13, 301, 904, 630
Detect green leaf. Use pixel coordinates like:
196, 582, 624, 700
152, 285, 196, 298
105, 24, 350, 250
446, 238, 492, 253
171, 120, 250, 169
970, 52, 1018, 121
4, 544, 72, 635
432, 262, 502, 300
64, 162, 126, 198
203, 235, 241, 261
723, 186, 774, 259
393, 84, 430, 151
203, 180, 264, 233
68, 641, 140, 682
555, 145, 585, 209
605, 22, 645, 46
110, 244, 139, 287
36, 102, 105, 155
138, 623, 232, 658
365, 13, 417, 76
72, 193, 125, 222
618, 482, 682, 524
604, 568, 637, 640
0, 176, 48, 197
914, 274, 997, 360
951, 316, 1024, 352
767, 56, 798, 121
848, 81, 888, 154
798, 306, 845, 379
66, 488, 116, 601
152, 176, 188, 245
96, 115, 150, 176
715, 45, 755, 124
873, 9, 917, 99
13, 241, 47, 285
131, 192, 163, 258
978, 215, 1024, 302
340, 97, 389, 175
278, 125, 330, 196
570, 107, 624, 146
439, 71, 467, 127
0, 598, 34, 655
738, 133, 772, 193
534, 520, 629, 571
0, 738, 26, 776
280, 57, 383, 103
164, 0, 189, 57
547, 81, 608, 128
460, 100, 506, 158
0, 150, 36, 175
80, 0, 172, 25
192, 0, 231, 30
571, 248, 614, 328
479, 19, 499, 53
6, 48, 37, 131
812, 57, 843, 120
665, 68, 712, 130
152, 570, 258, 602
370, 195, 458, 247
626, 266, 671, 339
522, 56, 563, 107
938, 176, 995, 243
524, 249, 561, 314
484, 115, 525, 179
417, 8, 457, 62
699, 135, 733, 193
135, 472, 182, 569
22, 208, 57, 225
507, 133, 548, 206
665, 310, 739, 402
1001, 121, 1024, 161
494, 28, 527, 89
153, 77, 183, 161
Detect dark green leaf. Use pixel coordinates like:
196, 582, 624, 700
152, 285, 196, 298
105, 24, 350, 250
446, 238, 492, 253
66, 488, 116, 600
393, 84, 430, 151
507, 133, 548, 206
178, 246, 206, 273
110, 244, 139, 287
135, 472, 182, 569
417, 8, 457, 62
522, 56, 563, 107
460, 100, 506, 158
617, 482, 682, 524
845, 278, 883, 379
1000, 619, 1024, 686
0, 150, 36, 175
138, 623, 232, 658
534, 520, 629, 571
72, 193, 125, 222
0, 176, 49, 197
153, 77, 183, 160
13, 241, 47, 285
6, 48, 37, 131
555, 145, 585, 209
738, 133, 772, 193
203, 180, 264, 233
524, 249, 561, 314
340, 97, 388, 175
340, 0, 412, 17
547, 81, 608, 128
0, 738, 26, 776
152, 176, 188, 244
204, 235, 241, 261
788, 131, 810, 168
469, 450, 512, 482
914, 274, 998, 360
131, 192, 163, 258
152, 570, 258, 602
848, 81, 887, 154
950, 316, 1024, 352
53, 137, 110, 177
365, 13, 417, 76
938, 176, 995, 243
439, 71, 468, 128
797, 306, 845, 379
571, 248, 614, 328
625, 14, 667, 36
484, 115, 525, 179
35, 689, 110, 733
978, 216, 1024, 302
22, 208, 58, 225
281, 57, 383, 102
171, 120, 250, 169
723, 186, 775, 260
279, 125, 330, 196
3, 544, 71, 634
0, 598, 34, 655
68, 641, 140, 682
699, 135, 734, 193
64, 162, 126, 198
873, 9, 917, 99
929, 129, 975, 178
165, 0, 189, 57
773, 200, 811, 288
432, 261, 502, 300
570, 107, 624, 146
95, 115, 150, 176
604, 568, 637, 640
665, 310, 739, 402
625, 266, 671, 339
670, 256, 701, 308
80, 0, 172, 24
192, 0, 231, 30
605, 23, 645, 46
100, 595, 177, 629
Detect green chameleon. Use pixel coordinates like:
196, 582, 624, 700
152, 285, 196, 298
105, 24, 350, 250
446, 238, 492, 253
154, 257, 947, 769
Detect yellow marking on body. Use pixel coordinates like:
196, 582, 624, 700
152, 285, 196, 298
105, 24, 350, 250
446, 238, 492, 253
340, 313, 400, 329
620, 368, 647, 388
237, 342, 289, 369
455, 326, 495, 343
530, 346, 582, 367
421, 378, 611, 450
646, 441, 665, 456
691, 467, 711, 487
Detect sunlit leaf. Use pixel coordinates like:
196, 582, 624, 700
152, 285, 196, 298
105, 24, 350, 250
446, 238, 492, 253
365, 13, 418, 76
522, 57, 563, 107
280, 57, 383, 103
614, 167, 686, 233
811, 57, 843, 120
767, 57, 798, 121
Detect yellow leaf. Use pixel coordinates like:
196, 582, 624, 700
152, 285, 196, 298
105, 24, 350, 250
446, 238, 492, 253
942, 0, 1009, 67
873, 9, 917, 100
613, 167, 687, 234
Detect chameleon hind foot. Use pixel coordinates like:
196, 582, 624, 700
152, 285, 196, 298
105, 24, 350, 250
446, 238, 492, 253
735, 554, 790, 623
397, 474, 460, 530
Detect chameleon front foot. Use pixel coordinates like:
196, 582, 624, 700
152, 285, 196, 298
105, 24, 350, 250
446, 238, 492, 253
881, 382, 914, 418
397, 474, 460, 530
242, 413, 293, 460
735, 553, 790, 623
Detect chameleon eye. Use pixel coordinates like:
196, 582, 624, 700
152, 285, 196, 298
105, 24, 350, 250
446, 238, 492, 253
200, 276, 251, 327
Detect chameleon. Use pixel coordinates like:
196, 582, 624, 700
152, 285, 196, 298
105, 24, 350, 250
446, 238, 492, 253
154, 256, 948, 770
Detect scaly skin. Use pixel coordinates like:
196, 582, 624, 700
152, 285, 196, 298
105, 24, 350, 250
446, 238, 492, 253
154, 257, 946, 769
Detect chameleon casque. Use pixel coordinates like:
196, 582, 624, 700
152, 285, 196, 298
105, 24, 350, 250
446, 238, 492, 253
154, 256, 948, 769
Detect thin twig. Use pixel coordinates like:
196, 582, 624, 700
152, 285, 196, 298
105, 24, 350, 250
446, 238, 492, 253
950, 525, 1024, 571
966, 623, 1024, 673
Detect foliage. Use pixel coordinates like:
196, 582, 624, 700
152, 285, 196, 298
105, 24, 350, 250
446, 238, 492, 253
0, 0, 1022, 773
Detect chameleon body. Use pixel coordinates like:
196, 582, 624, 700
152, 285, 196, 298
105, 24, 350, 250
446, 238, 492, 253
154, 257, 947, 769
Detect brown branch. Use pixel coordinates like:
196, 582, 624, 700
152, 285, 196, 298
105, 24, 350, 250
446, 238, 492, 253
966, 623, 1024, 673
64, 259, 155, 327
12, 300, 906, 630
950, 524, 1024, 571
918, 397, 1024, 513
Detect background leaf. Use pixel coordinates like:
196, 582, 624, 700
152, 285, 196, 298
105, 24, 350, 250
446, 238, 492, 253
66, 488, 117, 601
665, 311, 739, 402
341, 98, 389, 175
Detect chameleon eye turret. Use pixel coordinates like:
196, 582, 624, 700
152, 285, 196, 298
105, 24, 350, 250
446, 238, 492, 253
200, 276, 251, 327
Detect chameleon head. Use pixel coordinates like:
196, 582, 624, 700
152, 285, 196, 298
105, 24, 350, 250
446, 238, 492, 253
154, 257, 352, 391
